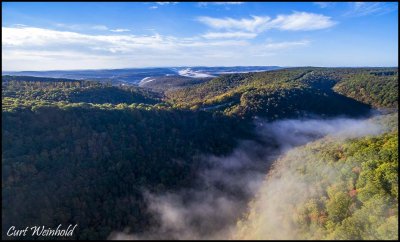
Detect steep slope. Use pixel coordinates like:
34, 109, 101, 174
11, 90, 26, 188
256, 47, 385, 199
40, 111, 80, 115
166, 67, 397, 119
2, 101, 252, 240
235, 113, 398, 240
333, 69, 398, 109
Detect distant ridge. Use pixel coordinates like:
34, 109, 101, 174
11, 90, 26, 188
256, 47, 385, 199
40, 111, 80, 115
2, 66, 282, 84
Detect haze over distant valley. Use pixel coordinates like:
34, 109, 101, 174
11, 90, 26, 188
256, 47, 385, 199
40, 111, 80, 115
2, 66, 282, 85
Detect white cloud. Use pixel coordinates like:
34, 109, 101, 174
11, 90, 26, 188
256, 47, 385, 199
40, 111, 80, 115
110, 28, 130, 33
12, 24, 28, 27
156, 2, 178, 5
269, 12, 336, 31
150, 2, 178, 9
198, 2, 244, 7
198, 12, 336, 33
53, 24, 132, 33
2, 26, 177, 53
54, 23, 82, 30
212, 2, 244, 5
202, 31, 257, 39
344, 2, 398, 17
264, 40, 310, 50
2, 25, 312, 71
92, 25, 109, 31
54, 23, 114, 31
197, 16, 271, 32
2, 26, 260, 70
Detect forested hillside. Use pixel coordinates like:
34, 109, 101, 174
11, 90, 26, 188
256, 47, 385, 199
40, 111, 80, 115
333, 69, 398, 109
165, 67, 397, 119
2, 79, 162, 105
2, 100, 251, 240
235, 114, 398, 240
2, 68, 398, 240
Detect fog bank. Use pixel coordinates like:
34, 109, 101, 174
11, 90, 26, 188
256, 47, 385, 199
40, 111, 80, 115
109, 114, 386, 240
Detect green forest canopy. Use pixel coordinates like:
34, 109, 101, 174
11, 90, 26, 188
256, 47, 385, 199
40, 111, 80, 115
1, 67, 398, 239
235, 114, 398, 240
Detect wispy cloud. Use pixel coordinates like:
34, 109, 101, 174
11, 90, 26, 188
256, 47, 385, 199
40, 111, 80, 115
212, 2, 244, 5
156, 2, 178, 5
150, 2, 177, 9
55, 23, 103, 31
245, 39, 311, 58
313, 2, 335, 9
110, 28, 130, 33
2, 25, 310, 70
198, 2, 244, 7
92, 25, 109, 31
12, 24, 28, 27
3, 26, 177, 51
344, 2, 398, 17
271, 12, 336, 31
197, 16, 271, 32
54, 23, 132, 33
2, 26, 249, 70
198, 12, 336, 33
264, 40, 310, 50
202, 31, 257, 39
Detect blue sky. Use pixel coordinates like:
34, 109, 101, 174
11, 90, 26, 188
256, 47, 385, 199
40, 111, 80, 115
2, 2, 398, 71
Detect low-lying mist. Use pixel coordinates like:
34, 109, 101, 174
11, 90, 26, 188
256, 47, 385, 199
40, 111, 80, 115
109, 113, 387, 240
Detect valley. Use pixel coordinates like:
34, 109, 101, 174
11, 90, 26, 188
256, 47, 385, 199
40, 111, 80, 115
2, 67, 398, 240
2, 2, 398, 240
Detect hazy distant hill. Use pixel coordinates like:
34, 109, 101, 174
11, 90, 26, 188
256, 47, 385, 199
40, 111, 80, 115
2, 75, 79, 83
2, 66, 282, 85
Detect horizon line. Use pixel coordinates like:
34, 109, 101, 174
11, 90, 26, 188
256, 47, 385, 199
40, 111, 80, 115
2, 65, 398, 73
